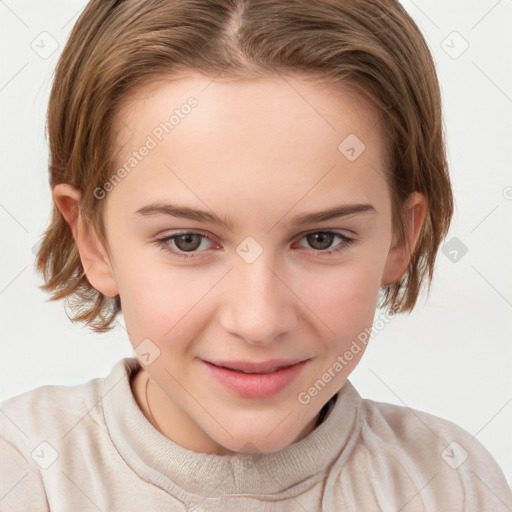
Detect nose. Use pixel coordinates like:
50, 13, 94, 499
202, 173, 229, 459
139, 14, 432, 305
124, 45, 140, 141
219, 255, 299, 346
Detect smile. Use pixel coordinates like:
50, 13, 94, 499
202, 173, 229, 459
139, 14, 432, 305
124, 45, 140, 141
201, 359, 309, 398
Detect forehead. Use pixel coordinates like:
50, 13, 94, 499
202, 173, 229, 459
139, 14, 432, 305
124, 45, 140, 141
115, 72, 382, 145
109, 73, 391, 222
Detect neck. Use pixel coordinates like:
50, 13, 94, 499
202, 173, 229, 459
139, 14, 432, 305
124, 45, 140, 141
140, 371, 334, 455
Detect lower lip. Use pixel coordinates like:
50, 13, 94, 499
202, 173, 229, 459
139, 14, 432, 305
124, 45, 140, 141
202, 360, 309, 398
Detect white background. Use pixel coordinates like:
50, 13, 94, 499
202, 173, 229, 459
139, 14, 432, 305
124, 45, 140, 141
1, 0, 511, 486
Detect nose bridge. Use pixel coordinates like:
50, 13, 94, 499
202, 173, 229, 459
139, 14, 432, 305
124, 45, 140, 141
221, 249, 298, 345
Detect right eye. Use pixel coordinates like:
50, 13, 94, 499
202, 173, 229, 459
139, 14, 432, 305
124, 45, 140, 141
153, 231, 216, 259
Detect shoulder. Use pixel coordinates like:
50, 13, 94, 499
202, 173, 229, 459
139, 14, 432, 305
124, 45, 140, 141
361, 396, 501, 469
0, 357, 138, 444
0, 358, 137, 511
354, 396, 512, 511
1, 366, 107, 441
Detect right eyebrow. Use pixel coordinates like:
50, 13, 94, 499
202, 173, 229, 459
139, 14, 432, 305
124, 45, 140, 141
134, 202, 236, 230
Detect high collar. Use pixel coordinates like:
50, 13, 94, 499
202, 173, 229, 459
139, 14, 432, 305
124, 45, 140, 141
103, 357, 364, 499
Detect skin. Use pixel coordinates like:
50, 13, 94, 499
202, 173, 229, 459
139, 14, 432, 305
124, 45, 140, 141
53, 73, 427, 456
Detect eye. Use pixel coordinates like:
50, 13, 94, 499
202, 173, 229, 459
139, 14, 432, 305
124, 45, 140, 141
296, 231, 354, 256
153, 231, 215, 259
153, 229, 355, 260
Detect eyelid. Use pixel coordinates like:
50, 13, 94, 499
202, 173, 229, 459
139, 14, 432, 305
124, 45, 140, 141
165, 229, 218, 248
294, 226, 358, 239
157, 228, 219, 246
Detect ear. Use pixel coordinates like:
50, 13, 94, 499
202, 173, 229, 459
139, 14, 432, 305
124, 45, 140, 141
52, 183, 119, 298
381, 192, 428, 287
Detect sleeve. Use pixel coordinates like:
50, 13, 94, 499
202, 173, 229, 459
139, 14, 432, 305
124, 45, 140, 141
0, 435, 50, 512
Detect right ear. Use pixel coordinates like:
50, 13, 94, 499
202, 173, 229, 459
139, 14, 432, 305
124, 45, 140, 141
52, 184, 119, 298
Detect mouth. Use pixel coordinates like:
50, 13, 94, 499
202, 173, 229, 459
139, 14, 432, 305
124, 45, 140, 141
201, 358, 310, 398
204, 359, 307, 374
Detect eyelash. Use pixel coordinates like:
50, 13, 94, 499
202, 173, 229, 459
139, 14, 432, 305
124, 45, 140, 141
153, 230, 355, 260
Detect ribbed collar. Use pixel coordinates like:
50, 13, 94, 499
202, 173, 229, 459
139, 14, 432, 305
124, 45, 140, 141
103, 357, 364, 499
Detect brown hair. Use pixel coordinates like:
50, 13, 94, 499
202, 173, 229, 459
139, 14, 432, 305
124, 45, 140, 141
36, 0, 453, 332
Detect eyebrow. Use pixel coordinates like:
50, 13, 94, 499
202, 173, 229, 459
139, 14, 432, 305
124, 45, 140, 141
134, 201, 377, 229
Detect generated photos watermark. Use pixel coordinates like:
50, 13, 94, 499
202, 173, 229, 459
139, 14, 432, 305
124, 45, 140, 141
93, 96, 198, 200
298, 307, 396, 405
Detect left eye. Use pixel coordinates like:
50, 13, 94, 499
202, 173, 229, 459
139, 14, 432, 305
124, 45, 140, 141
153, 230, 353, 258
297, 231, 350, 252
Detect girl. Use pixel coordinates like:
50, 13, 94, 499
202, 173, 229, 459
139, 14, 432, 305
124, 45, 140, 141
1, 0, 511, 510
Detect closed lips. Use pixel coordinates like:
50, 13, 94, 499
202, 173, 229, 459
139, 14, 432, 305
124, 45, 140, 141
214, 364, 291, 374
204, 359, 307, 374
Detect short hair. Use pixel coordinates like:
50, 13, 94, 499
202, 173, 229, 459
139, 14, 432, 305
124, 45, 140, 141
36, 0, 453, 332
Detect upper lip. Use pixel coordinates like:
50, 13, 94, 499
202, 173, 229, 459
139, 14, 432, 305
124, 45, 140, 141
204, 358, 308, 374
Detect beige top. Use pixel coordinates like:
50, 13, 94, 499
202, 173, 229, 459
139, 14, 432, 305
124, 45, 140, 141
1, 357, 511, 511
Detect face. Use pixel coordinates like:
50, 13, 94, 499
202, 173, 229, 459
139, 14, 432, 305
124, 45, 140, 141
68, 73, 414, 455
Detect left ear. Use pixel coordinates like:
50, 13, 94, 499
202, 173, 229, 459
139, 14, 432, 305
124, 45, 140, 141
381, 192, 428, 287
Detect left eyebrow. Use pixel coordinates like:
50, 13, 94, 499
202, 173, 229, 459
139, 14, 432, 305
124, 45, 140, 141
290, 203, 377, 225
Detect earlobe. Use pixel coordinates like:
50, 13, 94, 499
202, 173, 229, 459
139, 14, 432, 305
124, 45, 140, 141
52, 184, 119, 298
381, 192, 428, 287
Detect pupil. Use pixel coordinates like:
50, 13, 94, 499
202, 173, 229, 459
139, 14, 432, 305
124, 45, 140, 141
176, 234, 201, 251
308, 232, 333, 250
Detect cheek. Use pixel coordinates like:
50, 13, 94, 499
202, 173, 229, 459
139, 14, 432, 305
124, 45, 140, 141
117, 257, 219, 349
297, 256, 383, 340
